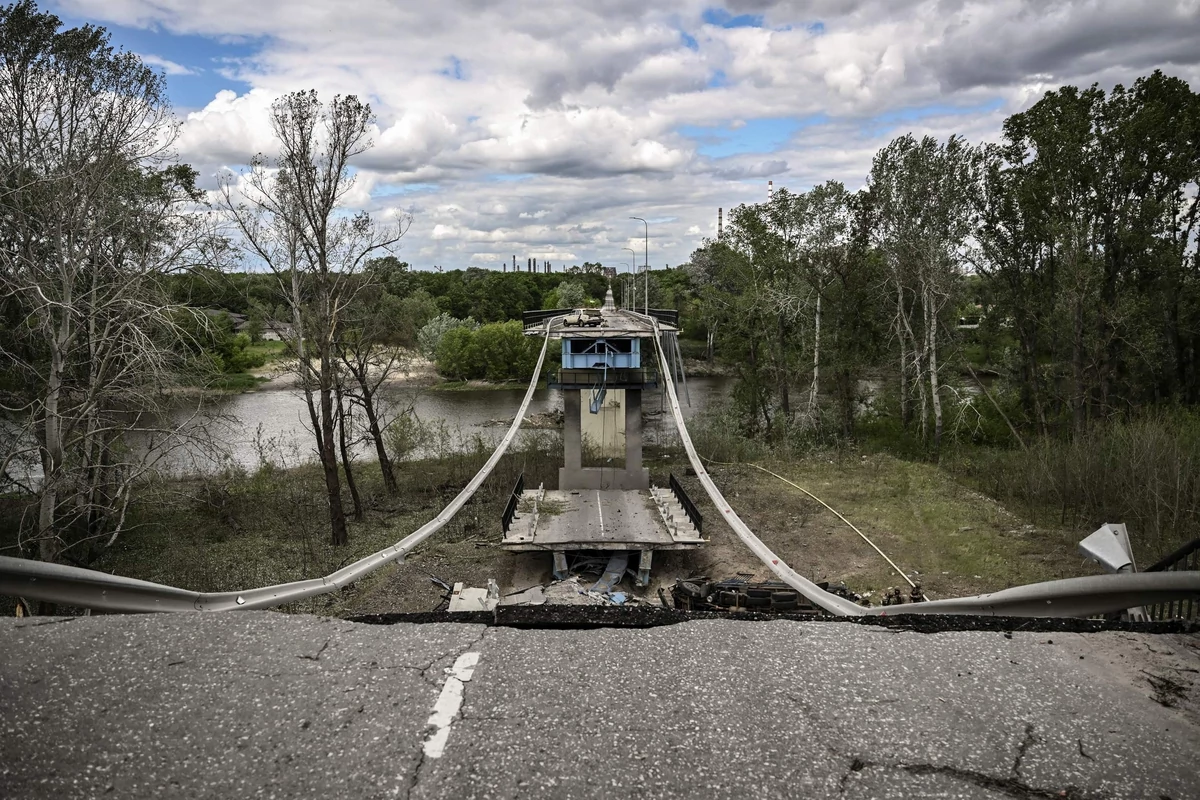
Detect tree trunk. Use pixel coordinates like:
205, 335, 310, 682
336, 384, 364, 522
354, 376, 397, 495
1072, 295, 1087, 435
926, 283, 943, 458
896, 282, 911, 428
318, 340, 349, 545
777, 313, 791, 422
37, 323, 67, 563
808, 290, 821, 423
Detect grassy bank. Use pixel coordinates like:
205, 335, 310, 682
662, 453, 1084, 600
0, 431, 561, 616
429, 379, 544, 392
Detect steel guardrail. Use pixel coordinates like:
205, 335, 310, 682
0, 323, 556, 613
645, 316, 1200, 618
1144, 537, 1199, 620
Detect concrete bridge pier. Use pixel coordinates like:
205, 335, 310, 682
559, 388, 649, 490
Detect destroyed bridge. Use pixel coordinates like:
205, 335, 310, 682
2, 291, 1198, 620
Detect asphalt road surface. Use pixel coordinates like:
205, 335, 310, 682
2, 613, 1198, 799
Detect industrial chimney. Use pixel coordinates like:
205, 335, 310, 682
718, 207, 723, 239
768, 180, 774, 201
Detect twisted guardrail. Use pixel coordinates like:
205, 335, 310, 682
643, 314, 1200, 619
0, 322, 554, 613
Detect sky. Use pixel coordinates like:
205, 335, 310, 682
50, 0, 1200, 272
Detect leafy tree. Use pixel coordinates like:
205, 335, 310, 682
418, 312, 477, 361
435, 326, 483, 380
869, 134, 983, 454
0, 1, 215, 564
476, 321, 538, 381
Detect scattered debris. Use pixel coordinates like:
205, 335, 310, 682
447, 579, 500, 612
669, 576, 862, 613
482, 409, 563, 429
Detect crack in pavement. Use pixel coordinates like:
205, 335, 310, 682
1013, 722, 1039, 778
834, 755, 1104, 800
15, 617, 76, 628
298, 639, 331, 661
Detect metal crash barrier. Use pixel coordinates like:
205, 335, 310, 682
642, 313, 1200, 620
0, 323, 555, 614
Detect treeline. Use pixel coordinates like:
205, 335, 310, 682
167, 260, 612, 348
689, 70, 1200, 454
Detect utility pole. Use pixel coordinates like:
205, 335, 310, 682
622, 246, 636, 310
630, 216, 648, 314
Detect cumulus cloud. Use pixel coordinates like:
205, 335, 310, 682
58, 0, 1200, 268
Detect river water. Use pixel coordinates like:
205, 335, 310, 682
173, 376, 734, 474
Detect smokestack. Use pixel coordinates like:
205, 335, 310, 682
718, 207, 723, 239
512, 255, 516, 272
768, 180, 774, 201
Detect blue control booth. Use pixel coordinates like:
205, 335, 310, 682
561, 337, 641, 370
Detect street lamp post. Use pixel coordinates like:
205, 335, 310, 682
617, 262, 629, 307
630, 216, 648, 314
622, 247, 637, 310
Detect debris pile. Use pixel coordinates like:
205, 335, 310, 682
670, 577, 864, 613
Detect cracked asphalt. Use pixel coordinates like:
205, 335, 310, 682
1, 613, 1197, 799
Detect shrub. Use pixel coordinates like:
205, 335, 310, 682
435, 326, 483, 380
948, 410, 1200, 561
476, 320, 538, 381
417, 313, 477, 361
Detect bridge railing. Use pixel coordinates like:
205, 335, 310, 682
501, 473, 525, 534
522, 309, 572, 331
669, 473, 703, 535
0, 325, 556, 614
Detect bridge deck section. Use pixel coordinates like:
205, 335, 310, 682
500, 489, 703, 552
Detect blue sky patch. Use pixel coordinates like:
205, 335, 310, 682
440, 56, 466, 81
680, 116, 824, 158
860, 98, 1004, 136
375, 182, 438, 196
702, 8, 765, 29
59, 13, 260, 112
679, 30, 699, 50
706, 69, 727, 89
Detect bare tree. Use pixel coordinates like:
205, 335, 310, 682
0, 1, 218, 564
219, 90, 406, 545
334, 288, 412, 495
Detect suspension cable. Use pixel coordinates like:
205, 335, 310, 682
700, 457, 916, 588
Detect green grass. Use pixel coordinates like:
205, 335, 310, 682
245, 340, 289, 361
671, 452, 1085, 598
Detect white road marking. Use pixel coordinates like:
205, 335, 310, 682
422, 652, 481, 759
596, 491, 604, 537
